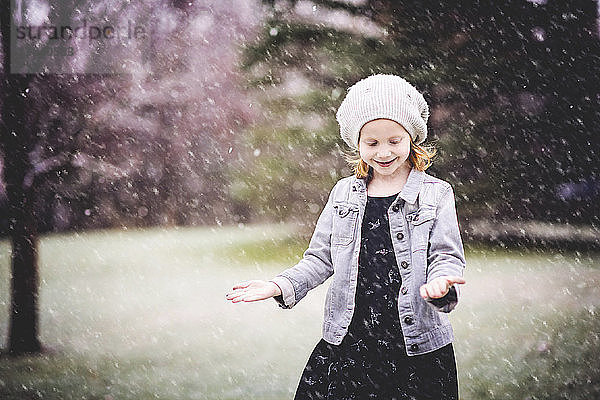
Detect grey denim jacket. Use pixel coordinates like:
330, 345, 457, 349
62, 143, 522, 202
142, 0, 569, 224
270, 168, 466, 356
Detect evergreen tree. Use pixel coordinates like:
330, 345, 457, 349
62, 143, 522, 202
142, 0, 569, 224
235, 0, 600, 227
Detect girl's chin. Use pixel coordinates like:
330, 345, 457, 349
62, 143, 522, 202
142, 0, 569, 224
374, 168, 398, 176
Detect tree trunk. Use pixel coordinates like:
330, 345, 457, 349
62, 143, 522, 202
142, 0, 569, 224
1, 79, 42, 355
3, 74, 42, 355
6, 184, 41, 355
1, 2, 42, 355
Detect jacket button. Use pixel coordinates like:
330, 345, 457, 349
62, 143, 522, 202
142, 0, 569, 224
410, 343, 419, 352
392, 204, 400, 212
400, 261, 409, 269
396, 232, 404, 240
401, 286, 408, 295
403, 316, 414, 325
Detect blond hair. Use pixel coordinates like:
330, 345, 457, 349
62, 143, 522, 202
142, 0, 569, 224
343, 139, 437, 179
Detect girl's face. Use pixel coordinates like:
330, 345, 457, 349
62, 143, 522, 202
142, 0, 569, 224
358, 119, 412, 179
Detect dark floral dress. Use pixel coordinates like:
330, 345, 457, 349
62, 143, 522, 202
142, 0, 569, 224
294, 194, 458, 400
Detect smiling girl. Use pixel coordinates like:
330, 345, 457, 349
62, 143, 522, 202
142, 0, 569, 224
226, 74, 466, 400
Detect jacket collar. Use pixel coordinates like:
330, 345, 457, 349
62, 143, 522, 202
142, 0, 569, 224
399, 168, 424, 205
352, 168, 424, 205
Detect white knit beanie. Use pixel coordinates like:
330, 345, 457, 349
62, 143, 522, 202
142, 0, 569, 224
336, 74, 430, 150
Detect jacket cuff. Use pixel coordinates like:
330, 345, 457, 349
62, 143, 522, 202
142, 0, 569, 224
269, 276, 296, 309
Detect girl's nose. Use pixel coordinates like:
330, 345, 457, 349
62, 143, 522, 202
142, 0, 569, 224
377, 148, 392, 157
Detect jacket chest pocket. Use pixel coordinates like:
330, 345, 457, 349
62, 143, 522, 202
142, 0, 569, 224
407, 207, 436, 251
332, 202, 359, 246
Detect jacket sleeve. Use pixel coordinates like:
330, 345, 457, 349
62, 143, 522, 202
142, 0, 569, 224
426, 185, 466, 313
269, 183, 337, 309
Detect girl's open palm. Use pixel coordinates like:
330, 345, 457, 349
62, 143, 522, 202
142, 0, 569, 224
226, 280, 281, 303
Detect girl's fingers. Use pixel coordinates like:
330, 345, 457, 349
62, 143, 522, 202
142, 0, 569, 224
232, 290, 258, 303
227, 287, 271, 303
439, 279, 450, 296
226, 289, 246, 301
419, 285, 429, 299
428, 281, 444, 298
228, 282, 253, 298
232, 281, 252, 290
231, 295, 247, 303
420, 277, 461, 299
445, 276, 466, 285
430, 283, 442, 298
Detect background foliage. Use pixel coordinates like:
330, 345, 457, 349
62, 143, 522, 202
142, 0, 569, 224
233, 0, 600, 229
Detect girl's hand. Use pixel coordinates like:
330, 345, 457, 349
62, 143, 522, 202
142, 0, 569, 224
226, 280, 282, 303
419, 276, 466, 300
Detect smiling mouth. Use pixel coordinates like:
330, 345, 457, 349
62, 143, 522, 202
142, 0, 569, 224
375, 158, 397, 167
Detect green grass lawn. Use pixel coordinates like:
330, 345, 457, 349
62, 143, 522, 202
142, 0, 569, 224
0, 225, 599, 400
